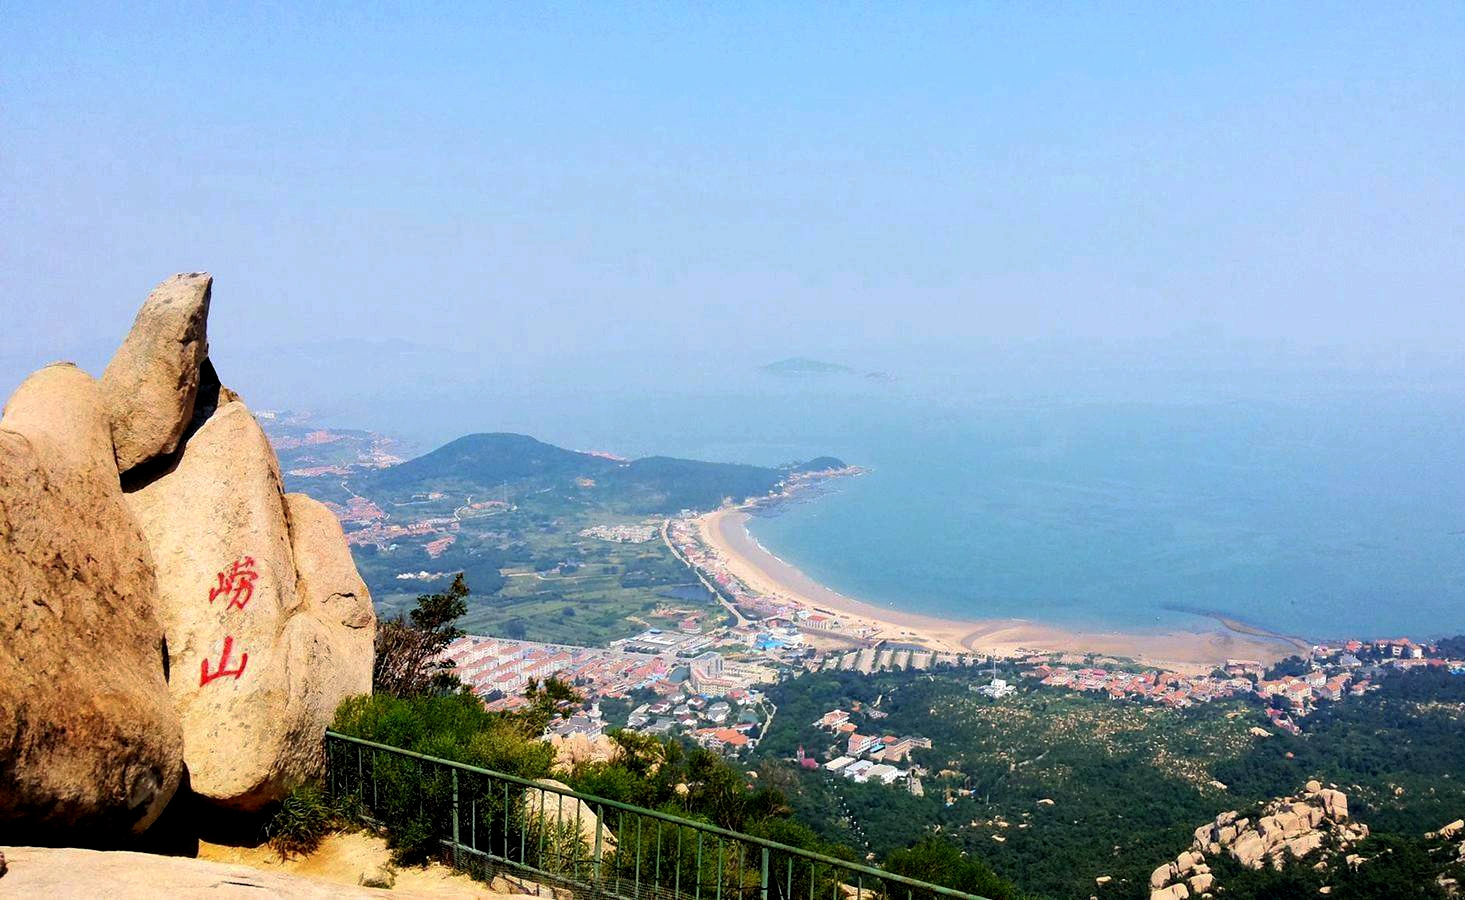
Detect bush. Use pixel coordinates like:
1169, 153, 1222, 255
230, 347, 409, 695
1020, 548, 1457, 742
266, 783, 337, 858
331, 692, 557, 864
334, 691, 555, 780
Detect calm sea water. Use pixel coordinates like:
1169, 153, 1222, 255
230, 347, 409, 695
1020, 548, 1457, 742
741, 397, 1465, 640
334, 372, 1465, 641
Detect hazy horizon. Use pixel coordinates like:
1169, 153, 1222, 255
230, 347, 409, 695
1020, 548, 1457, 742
5, 4, 1464, 417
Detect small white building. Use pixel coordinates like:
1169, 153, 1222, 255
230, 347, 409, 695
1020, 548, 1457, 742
976, 678, 1015, 699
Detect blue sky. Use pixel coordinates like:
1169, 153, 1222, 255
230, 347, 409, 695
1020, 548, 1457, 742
3, 3, 1463, 405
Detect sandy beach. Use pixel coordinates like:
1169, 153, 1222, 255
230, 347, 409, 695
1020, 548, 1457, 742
698, 507, 1306, 675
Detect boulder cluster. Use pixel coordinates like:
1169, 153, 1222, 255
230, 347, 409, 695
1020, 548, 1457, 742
1, 273, 376, 845
1428, 818, 1465, 895
1149, 782, 1366, 900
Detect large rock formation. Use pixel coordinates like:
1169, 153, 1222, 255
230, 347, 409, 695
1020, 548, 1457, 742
0, 272, 375, 838
1152, 783, 1368, 898
0, 365, 185, 840
126, 396, 375, 811
101, 273, 212, 473
286, 493, 376, 634
127, 402, 302, 809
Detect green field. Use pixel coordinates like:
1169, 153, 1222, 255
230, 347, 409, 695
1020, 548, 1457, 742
359, 506, 727, 644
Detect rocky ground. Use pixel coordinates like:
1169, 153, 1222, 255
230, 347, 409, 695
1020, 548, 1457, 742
197, 832, 496, 897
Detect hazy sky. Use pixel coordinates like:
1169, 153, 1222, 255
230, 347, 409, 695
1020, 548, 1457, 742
4, 4, 1463, 402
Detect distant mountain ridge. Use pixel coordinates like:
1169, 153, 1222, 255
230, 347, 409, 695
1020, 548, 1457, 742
367, 432, 845, 514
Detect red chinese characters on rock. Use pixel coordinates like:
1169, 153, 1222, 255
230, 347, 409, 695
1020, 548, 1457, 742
209, 556, 258, 610
200, 635, 248, 685
200, 556, 258, 687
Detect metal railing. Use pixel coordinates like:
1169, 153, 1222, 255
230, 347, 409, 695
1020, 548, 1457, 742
324, 731, 991, 900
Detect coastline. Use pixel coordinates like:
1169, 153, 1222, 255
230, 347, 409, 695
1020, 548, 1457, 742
697, 506, 1303, 675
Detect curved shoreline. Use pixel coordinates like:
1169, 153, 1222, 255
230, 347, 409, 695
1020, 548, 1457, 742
698, 506, 1301, 674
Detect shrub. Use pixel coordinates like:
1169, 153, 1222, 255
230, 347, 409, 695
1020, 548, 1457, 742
266, 783, 336, 858
331, 691, 557, 864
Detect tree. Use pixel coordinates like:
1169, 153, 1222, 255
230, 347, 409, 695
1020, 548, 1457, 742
373, 573, 470, 697
881, 836, 1017, 900
520, 674, 582, 733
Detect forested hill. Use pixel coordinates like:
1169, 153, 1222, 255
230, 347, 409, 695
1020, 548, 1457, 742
365, 431, 844, 514
370, 433, 616, 488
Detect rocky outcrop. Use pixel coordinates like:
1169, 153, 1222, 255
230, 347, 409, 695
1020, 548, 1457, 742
1150, 862, 1175, 889
1151, 784, 1369, 897
286, 494, 376, 633
0, 365, 185, 840
101, 273, 212, 473
127, 402, 374, 811
1430, 819, 1464, 841
1316, 788, 1348, 821
524, 780, 617, 855
1, 272, 375, 837
548, 732, 620, 774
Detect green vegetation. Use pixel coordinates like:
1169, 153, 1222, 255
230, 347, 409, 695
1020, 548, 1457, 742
373, 574, 470, 697
332, 691, 557, 863
756, 667, 1465, 899
1213, 666, 1465, 836
284, 430, 839, 644
363, 432, 828, 515
326, 688, 1016, 900
882, 836, 1016, 900
264, 782, 358, 859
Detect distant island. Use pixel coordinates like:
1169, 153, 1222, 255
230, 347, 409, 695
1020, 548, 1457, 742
759, 357, 893, 381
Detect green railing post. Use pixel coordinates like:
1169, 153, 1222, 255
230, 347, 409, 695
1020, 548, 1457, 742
593, 804, 604, 883
451, 768, 461, 868
635, 814, 643, 898
760, 847, 770, 900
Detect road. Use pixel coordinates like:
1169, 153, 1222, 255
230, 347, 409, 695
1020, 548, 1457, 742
661, 517, 750, 627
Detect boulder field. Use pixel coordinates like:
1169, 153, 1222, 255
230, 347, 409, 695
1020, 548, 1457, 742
1147, 783, 1368, 899
0, 273, 376, 843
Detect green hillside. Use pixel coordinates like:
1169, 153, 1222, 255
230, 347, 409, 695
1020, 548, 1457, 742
294, 430, 849, 643
598, 455, 793, 513
368, 432, 615, 491
366, 431, 843, 515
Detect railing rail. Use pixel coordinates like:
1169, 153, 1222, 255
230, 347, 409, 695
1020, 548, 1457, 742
324, 730, 991, 900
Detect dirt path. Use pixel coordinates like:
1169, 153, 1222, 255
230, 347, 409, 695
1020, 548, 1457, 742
198, 831, 500, 898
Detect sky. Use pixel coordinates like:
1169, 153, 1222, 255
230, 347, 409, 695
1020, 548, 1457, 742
3, 3, 1464, 414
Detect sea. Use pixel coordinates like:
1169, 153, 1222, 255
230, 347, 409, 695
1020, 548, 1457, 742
311, 357, 1465, 642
